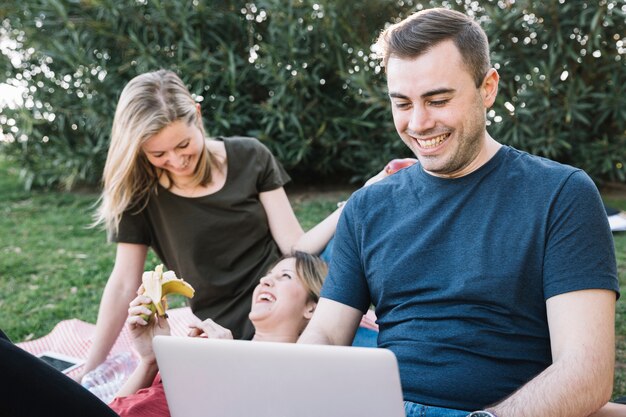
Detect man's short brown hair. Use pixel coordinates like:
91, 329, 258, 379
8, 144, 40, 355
375, 8, 491, 87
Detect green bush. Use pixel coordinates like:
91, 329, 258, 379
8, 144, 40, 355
487, 0, 626, 183
0, 0, 624, 189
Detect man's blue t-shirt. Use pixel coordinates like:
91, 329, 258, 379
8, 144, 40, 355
321, 146, 619, 411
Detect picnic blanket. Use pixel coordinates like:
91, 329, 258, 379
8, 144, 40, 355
17, 307, 198, 379
17, 307, 379, 379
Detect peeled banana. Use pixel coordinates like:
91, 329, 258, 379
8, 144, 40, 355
139, 264, 195, 320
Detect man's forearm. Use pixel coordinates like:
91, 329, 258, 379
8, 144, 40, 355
297, 298, 363, 346
488, 352, 613, 417
298, 326, 336, 345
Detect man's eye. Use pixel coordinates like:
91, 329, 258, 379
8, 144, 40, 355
430, 99, 449, 107
394, 102, 410, 109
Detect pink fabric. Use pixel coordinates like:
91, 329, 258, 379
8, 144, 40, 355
17, 307, 198, 378
359, 309, 379, 331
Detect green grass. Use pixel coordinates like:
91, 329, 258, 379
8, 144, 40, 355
1, 156, 625, 398
0, 158, 116, 341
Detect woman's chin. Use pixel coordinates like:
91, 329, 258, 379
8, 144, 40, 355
248, 305, 272, 323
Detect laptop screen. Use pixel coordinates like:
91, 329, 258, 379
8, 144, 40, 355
153, 336, 405, 417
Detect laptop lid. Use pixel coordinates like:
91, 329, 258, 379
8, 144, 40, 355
153, 335, 405, 417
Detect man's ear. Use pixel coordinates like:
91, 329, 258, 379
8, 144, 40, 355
303, 301, 317, 320
481, 68, 499, 108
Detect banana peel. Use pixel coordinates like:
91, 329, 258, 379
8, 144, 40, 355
138, 264, 195, 321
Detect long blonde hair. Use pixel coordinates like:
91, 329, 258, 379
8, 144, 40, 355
93, 69, 216, 237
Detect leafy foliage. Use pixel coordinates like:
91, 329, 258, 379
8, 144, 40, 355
486, 0, 626, 184
0, 0, 624, 189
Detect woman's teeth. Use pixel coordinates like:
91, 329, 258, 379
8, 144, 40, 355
258, 293, 276, 302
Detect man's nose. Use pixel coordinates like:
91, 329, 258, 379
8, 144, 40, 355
408, 106, 435, 134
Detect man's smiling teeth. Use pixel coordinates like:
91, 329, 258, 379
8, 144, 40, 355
417, 133, 449, 148
258, 293, 275, 302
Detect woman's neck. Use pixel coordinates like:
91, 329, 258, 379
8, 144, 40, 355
161, 140, 227, 198
251, 328, 300, 343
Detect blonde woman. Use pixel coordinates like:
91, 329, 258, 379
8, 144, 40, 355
109, 251, 328, 417
80, 69, 342, 381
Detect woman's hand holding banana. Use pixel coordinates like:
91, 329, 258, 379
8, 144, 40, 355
127, 294, 171, 365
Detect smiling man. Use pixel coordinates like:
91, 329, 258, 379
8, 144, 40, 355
386, 39, 500, 179
299, 8, 620, 417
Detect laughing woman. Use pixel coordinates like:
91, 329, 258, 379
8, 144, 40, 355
80, 69, 342, 381
109, 251, 327, 417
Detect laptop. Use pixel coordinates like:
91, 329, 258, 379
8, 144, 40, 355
153, 335, 405, 417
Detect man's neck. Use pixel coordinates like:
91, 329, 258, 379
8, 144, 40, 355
426, 134, 502, 179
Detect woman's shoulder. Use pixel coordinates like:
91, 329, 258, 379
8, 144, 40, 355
217, 136, 261, 147
216, 136, 273, 161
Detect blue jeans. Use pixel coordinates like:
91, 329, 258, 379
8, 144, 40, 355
404, 401, 469, 417
351, 326, 378, 347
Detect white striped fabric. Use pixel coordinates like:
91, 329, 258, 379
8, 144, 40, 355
16, 307, 197, 378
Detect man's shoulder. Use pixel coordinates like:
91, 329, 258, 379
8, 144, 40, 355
348, 168, 414, 211
500, 146, 598, 199
503, 146, 579, 176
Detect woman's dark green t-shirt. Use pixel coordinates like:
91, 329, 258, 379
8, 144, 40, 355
114, 136, 290, 339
